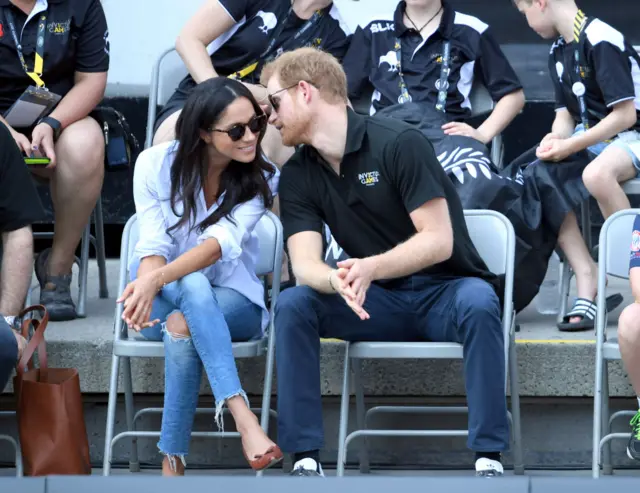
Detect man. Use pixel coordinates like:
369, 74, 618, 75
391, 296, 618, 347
0, 121, 45, 391
0, 0, 109, 320
261, 47, 509, 477
616, 215, 640, 461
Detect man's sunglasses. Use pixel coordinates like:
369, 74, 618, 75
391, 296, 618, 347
268, 83, 300, 112
211, 113, 267, 142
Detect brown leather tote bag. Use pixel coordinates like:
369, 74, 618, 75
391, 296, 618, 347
13, 305, 91, 476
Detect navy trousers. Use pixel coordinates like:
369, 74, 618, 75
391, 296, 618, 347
274, 274, 509, 454
0, 316, 17, 392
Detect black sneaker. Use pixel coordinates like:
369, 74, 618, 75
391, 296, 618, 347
627, 410, 640, 461
289, 458, 324, 477
35, 248, 77, 321
475, 458, 504, 477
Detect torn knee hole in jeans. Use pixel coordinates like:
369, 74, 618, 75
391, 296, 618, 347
161, 322, 192, 342
160, 450, 186, 472
214, 391, 250, 433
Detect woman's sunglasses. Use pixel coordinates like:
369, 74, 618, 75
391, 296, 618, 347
212, 113, 267, 142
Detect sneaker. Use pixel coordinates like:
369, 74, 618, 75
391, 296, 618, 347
475, 457, 504, 477
627, 410, 640, 460
290, 458, 324, 477
35, 248, 77, 321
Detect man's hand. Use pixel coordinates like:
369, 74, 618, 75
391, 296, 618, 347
337, 257, 376, 309
536, 136, 574, 162
8, 128, 31, 156
30, 123, 57, 168
442, 122, 489, 144
329, 267, 370, 321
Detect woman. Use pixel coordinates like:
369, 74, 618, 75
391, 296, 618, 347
153, 0, 352, 167
118, 77, 281, 476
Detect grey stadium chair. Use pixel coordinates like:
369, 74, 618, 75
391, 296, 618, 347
145, 48, 189, 149
592, 208, 640, 478
0, 411, 22, 476
102, 211, 283, 476
334, 209, 523, 476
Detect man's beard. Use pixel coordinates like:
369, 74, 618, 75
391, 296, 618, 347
280, 114, 310, 147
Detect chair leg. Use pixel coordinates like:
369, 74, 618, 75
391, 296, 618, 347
601, 361, 613, 475
353, 360, 370, 474
336, 344, 351, 477
557, 260, 572, 325
94, 197, 109, 299
509, 332, 525, 475
103, 354, 120, 476
122, 357, 140, 472
76, 223, 91, 318
256, 327, 277, 478
592, 352, 604, 478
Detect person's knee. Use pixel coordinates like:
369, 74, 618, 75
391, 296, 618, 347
618, 303, 640, 343
165, 311, 190, 339
582, 159, 619, 197
274, 286, 319, 331
177, 272, 213, 301
56, 117, 105, 180
455, 278, 501, 327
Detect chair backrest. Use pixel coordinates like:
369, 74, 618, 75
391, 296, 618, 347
598, 209, 640, 280
145, 48, 189, 148
120, 211, 283, 285
463, 209, 514, 277
468, 81, 494, 118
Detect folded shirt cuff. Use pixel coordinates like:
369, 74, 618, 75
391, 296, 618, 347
198, 225, 242, 264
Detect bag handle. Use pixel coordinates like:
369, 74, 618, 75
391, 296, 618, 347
15, 305, 49, 375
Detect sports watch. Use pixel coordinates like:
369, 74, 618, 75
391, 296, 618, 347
38, 116, 62, 141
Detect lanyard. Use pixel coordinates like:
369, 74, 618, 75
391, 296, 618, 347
393, 37, 451, 112
4, 9, 48, 88
571, 9, 589, 129
229, 8, 325, 82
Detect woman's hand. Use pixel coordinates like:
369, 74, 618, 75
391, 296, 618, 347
117, 271, 163, 331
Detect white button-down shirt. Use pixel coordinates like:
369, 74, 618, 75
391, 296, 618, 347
129, 141, 280, 331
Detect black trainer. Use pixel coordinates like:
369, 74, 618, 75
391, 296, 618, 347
627, 410, 640, 461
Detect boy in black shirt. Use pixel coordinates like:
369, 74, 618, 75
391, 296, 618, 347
514, 0, 640, 217
261, 47, 509, 478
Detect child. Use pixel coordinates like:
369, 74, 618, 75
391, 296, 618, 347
515, 0, 640, 219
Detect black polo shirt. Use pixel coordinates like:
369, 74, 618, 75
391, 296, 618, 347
342, 0, 522, 119
174, 0, 351, 92
549, 17, 640, 132
279, 108, 499, 289
0, 0, 109, 115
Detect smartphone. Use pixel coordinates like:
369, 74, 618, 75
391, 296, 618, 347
24, 157, 51, 166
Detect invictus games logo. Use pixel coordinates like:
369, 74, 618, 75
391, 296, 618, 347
358, 171, 380, 186
48, 19, 70, 34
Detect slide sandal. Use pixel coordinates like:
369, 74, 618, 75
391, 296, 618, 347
557, 293, 624, 332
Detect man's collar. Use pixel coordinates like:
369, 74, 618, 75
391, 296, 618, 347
344, 108, 366, 155
394, 1, 455, 39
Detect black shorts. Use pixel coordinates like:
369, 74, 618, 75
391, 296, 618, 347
153, 75, 198, 136
0, 122, 46, 232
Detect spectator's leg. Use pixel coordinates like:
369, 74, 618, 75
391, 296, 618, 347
0, 226, 34, 317
32, 117, 105, 321
153, 110, 181, 146
419, 277, 508, 473
582, 147, 635, 219
557, 211, 598, 323
0, 317, 20, 391
157, 273, 276, 475
617, 302, 640, 460
274, 284, 417, 474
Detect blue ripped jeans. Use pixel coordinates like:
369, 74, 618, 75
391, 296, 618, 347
136, 270, 262, 465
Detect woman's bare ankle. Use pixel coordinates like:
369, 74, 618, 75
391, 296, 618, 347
162, 455, 185, 476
